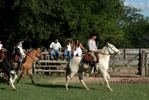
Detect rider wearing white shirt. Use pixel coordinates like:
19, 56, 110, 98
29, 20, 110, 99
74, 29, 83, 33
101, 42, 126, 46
87, 34, 99, 72
16, 39, 26, 64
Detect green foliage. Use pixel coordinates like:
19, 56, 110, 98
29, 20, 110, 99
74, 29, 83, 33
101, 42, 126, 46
0, 0, 148, 49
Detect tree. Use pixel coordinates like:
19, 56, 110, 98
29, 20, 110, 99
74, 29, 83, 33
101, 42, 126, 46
0, 0, 148, 49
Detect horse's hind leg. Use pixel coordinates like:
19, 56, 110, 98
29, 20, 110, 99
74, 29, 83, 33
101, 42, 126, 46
78, 71, 89, 90
27, 69, 35, 84
17, 69, 26, 85
102, 71, 113, 91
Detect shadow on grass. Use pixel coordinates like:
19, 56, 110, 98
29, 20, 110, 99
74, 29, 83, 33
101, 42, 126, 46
25, 83, 97, 90
0, 78, 8, 83
0, 78, 8, 90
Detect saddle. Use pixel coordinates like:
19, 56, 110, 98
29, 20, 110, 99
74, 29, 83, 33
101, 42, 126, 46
84, 54, 92, 63
82, 54, 93, 70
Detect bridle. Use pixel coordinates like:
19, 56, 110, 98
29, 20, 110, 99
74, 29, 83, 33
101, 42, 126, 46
98, 44, 118, 56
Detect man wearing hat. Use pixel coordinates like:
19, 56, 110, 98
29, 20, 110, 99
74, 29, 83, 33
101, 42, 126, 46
87, 33, 99, 72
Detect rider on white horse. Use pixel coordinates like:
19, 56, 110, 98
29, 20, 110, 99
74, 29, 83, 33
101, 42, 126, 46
87, 33, 99, 72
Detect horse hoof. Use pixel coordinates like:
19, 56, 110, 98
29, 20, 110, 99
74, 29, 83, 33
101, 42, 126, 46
13, 88, 16, 91
110, 89, 113, 91
66, 88, 69, 91
100, 82, 104, 86
17, 83, 20, 85
86, 88, 90, 90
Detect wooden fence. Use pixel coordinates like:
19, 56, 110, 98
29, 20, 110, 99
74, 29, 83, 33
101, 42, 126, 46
33, 49, 149, 76
140, 50, 149, 76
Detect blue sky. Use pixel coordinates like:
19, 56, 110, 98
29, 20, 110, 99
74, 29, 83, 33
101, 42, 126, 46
124, 0, 149, 17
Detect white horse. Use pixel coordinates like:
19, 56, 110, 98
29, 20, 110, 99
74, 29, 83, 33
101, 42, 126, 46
65, 43, 121, 91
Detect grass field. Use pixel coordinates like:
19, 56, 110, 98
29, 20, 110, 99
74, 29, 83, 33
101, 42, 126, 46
0, 75, 149, 100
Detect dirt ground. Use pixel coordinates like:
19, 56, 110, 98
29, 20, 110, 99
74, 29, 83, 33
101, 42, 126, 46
50, 75, 149, 84
49, 67, 149, 84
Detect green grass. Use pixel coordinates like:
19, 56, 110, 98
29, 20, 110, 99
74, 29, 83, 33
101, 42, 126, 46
0, 75, 149, 100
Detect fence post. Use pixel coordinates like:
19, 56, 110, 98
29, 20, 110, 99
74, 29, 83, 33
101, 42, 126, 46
141, 50, 145, 76
138, 49, 141, 75
145, 52, 148, 76
124, 48, 126, 60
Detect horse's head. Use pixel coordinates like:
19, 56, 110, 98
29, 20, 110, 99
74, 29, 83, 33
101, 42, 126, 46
35, 48, 44, 59
106, 43, 121, 55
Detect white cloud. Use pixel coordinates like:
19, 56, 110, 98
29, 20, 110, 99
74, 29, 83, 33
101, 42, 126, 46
147, 1, 149, 8
124, 1, 129, 6
124, 1, 149, 10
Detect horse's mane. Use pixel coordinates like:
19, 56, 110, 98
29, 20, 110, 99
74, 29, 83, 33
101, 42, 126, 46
27, 49, 36, 55
98, 46, 109, 58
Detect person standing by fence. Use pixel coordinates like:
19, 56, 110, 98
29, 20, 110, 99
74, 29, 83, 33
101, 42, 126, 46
49, 39, 62, 60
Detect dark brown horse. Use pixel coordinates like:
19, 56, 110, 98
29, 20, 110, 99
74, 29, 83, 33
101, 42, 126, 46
17, 48, 44, 85
0, 49, 19, 91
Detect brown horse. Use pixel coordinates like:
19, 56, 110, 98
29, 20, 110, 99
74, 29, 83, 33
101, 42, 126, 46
17, 48, 44, 85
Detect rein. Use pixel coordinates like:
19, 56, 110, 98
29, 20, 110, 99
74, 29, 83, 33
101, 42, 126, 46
98, 45, 117, 56
27, 54, 35, 61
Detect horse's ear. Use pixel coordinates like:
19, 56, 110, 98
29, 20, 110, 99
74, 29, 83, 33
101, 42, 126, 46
106, 42, 109, 46
35, 48, 39, 50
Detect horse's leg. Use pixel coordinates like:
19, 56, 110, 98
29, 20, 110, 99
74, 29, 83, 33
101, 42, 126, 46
10, 70, 17, 83
12, 74, 18, 83
65, 72, 75, 90
9, 74, 16, 91
17, 69, 26, 85
102, 71, 113, 91
27, 69, 35, 84
78, 71, 89, 90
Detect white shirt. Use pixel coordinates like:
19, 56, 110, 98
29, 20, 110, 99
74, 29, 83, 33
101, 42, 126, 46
0, 44, 3, 50
66, 44, 71, 51
17, 46, 26, 58
17, 42, 23, 48
50, 42, 62, 50
87, 39, 97, 52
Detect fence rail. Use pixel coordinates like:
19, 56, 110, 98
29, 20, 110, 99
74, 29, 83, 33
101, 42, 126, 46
33, 48, 149, 76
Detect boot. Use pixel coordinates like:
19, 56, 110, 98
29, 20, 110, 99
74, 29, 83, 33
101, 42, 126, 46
93, 61, 96, 73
